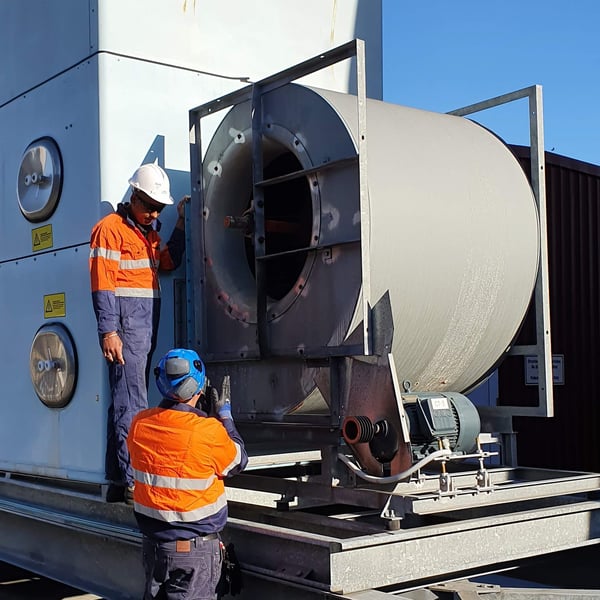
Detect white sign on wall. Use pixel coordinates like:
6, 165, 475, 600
524, 354, 564, 386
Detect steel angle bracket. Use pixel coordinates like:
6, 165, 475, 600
187, 39, 373, 359
388, 352, 412, 473
354, 39, 372, 356
448, 86, 553, 419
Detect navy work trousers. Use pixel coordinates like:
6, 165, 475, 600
105, 300, 159, 487
142, 536, 222, 600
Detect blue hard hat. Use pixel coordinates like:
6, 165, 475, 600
155, 348, 206, 402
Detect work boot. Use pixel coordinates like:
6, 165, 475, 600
105, 483, 125, 503
125, 485, 135, 506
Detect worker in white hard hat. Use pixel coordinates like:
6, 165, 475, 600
89, 162, 189, 505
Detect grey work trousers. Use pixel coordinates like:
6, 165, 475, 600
142, 535, 222, 600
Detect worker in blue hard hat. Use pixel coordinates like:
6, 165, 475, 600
127, 348, 248, 600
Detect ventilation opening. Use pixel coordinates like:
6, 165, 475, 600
244, 151, 313, 301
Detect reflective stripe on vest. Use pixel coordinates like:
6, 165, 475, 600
133, 469, 216, 491
89, 247, 121, 261
133, 490, 228, 523
222, 442, 243, 476
119, 258, 156, 270
115, 287, 160, 298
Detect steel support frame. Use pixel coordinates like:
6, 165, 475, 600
187, 38, 372, 359
0, 490, 142, 599
228, 461, 600, 518
448, 86, 553, 419
1, 470, 600, 599
226, 500, 600, 594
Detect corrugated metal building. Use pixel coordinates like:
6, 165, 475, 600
499, 145, 600, 473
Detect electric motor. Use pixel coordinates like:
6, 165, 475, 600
402, 393, 480, 460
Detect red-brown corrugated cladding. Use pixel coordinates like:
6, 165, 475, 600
498, 145, 600, 472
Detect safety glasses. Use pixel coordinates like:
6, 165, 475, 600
134, 192, 164, 214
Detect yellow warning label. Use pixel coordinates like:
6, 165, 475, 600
44, 293, 66, 318
32, 224, 53, 252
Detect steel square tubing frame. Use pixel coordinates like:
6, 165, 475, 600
448, 86, 553, 418
226, 499, 600, 594
187, 38, 372, 357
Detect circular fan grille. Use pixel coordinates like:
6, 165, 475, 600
30, 324, 77, 408
17, 137, 63, 222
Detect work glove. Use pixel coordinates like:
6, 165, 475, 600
199, 383, 218, 414
213, 375, 232, 420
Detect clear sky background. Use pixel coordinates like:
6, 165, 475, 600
382, 1, 600, 166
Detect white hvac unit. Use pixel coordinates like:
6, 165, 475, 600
0, 0, 382, 482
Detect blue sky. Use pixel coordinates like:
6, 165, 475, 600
382, 1, 600, 166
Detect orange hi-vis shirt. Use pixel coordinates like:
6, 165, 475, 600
128, 405, 246, 524
89, 211, 176, 300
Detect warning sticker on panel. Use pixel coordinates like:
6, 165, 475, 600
32, 224, 53, 252
44, 293, 66, 318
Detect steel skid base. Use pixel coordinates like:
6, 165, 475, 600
1, 458, 600, 599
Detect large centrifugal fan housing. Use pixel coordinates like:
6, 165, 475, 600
196, 83, 539, 426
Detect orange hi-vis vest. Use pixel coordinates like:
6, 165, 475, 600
89, 211, 176, 300
128, 406, 244, 523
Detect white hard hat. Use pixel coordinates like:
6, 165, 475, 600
128, 162, 174, 205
